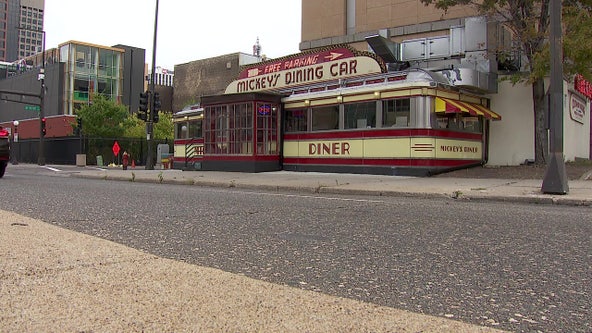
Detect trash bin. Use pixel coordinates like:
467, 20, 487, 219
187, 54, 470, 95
96, 155, 103, 167
76, 154, 86, 167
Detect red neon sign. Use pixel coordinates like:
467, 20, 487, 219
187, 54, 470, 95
574, 74, 592, 100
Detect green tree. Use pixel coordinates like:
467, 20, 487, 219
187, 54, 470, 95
75, 94, 129, 138
152, 111, 174, 140
122, 114, 146, 138
420, 0, 592, 165
122, 111, 174, 140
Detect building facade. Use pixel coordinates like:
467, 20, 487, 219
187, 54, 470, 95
149, 66, 174, 87
0, 0, 44, 62
0, 40, 144, 139
172, 52, 261, 112
112, 44, 145, 114
58, 41, 124, 115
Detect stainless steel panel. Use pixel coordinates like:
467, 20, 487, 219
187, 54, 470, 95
402, 39, 426, 60
428, 36, 450, 58
450, 26, 464, 56
465, 17, 487, 52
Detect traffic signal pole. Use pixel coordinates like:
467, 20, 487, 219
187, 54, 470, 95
145, 0, 160, 170
17, 26, 46, 165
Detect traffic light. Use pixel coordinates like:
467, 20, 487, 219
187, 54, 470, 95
152, 110, 160, 123
41, 117, 46, 136
138, 92, 148, 121
75, 117, 83, 136
152, 92, 161, 123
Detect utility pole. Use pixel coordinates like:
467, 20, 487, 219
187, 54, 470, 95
145, 0, 159, 170
542, 0, 569, 194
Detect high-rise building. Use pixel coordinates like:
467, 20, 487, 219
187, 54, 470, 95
149, 66, 174, 87
0, 0, 44, 62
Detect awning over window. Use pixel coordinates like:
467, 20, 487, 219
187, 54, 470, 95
435, 97, 501, 120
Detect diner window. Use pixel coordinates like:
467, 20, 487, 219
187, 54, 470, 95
344, 102, 376, 129
462, 116, 482, 132
285, 109, 307, 132
204, 103, 254, 155
204, 106, 228, 154
175, 122, 187, 139
230, 103, 254, 155
256, 103, 278, 155
434, 114, 483, 133
383, 98, 411, 127
188, 119, 203, 138
311, 105, 339, 131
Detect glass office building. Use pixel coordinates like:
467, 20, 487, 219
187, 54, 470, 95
59, 41, 124, 115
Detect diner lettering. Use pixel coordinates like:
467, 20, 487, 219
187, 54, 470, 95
283, 55, 320, 70
330, 60, 357, 76
440, 145, 478, 153
235, 59, 361, 93
309, 142, 351, 155
237, 74, 281, 92
285, 66, 324, 85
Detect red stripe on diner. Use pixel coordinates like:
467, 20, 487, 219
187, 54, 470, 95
283, 129, 481, 141
173, 156, 203, 163
203, 155, 280, 162
174, 139, 204, 145
282, 158, 479, 167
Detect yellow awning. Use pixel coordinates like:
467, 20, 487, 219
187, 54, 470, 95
435, 97, 501, 120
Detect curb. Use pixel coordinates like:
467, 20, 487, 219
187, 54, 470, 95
71, 173, 592, 207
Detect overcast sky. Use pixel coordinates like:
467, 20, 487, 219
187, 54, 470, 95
43, 0, 302, 69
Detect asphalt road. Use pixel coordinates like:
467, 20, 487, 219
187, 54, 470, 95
1, 165, 591, 332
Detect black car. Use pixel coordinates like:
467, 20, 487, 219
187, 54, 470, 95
0, 127, 9, 178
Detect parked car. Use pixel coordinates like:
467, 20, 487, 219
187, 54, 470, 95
0, 126, 9, 178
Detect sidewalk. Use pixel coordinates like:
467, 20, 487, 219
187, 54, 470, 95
73, 167, 592, 206
1, 210, 507, 332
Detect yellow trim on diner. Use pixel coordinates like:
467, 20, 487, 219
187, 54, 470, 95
343, 93, 378, 103
284, 137, 482, 159
173, 115, 203, 123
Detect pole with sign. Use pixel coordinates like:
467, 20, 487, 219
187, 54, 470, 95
112, 141, 121, 165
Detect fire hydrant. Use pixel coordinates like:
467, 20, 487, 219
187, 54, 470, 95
122, 151, 129, 170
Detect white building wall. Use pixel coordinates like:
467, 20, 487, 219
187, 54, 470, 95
487, 79, 591, 166
564, 87, 591, 161
488, 80, 535, 166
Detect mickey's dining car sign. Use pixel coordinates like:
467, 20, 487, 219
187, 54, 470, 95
225, 47, 385, 94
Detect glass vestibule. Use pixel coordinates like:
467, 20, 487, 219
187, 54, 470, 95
204, 101, 279, 156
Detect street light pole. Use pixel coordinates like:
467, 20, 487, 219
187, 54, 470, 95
145, 0, 159, 170
541, 0, 569, 194
37, 30, 46, 166
12, 120, 19, 165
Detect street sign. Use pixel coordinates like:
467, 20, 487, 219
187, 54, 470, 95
112, 141, 120, 156
24, 105, 40, 111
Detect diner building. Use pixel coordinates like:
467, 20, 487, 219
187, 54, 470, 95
296, 0, 591, 164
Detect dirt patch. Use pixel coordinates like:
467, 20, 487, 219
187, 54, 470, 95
435, 161, 592, 180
